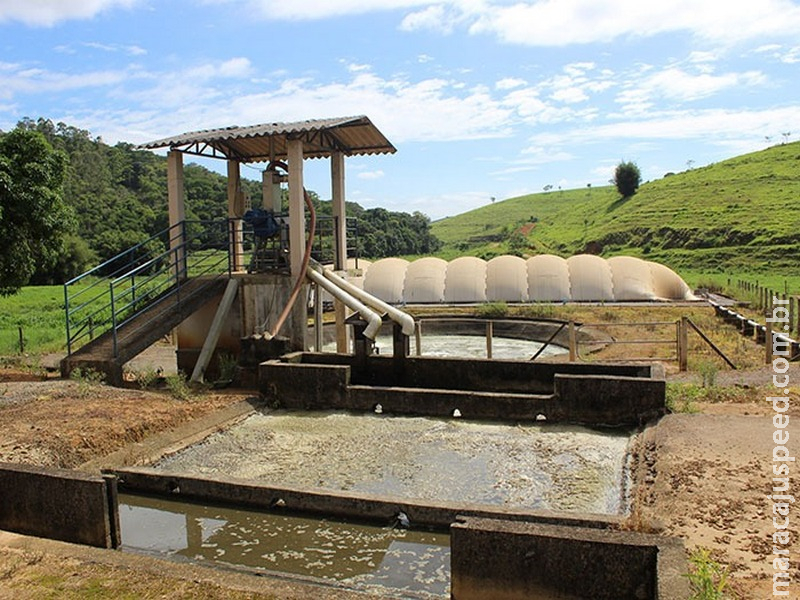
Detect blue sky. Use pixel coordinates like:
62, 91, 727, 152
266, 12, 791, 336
1, 0, 799, 220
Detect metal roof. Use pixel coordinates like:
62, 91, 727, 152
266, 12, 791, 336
136, 115, 396, 162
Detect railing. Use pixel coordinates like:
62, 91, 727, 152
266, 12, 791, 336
575, 318, 737, 370
64, 219, 230, 356
231, 214, 359, 273
576, 321, 679, 363
64, 214, 361, 357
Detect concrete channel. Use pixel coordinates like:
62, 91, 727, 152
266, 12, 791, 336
1, 326, 688, 598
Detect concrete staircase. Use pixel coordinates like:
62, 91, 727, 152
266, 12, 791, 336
61, 276, 227, 385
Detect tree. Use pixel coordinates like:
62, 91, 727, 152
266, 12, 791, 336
613, 161, 641, 198
0, 128, 74, 294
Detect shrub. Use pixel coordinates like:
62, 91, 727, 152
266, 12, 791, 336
165, 372, 192, 401
686, 547, 731, 599
614, 161, 642, 197
476, 302, 508, 318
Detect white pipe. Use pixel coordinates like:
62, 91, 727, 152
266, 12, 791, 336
306, 267, 382, 340
321, 268, 415, 337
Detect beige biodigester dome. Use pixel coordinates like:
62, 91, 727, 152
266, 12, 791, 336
354, 254, 694, 304
444, 257, 487, 302
363, 257, 408, 304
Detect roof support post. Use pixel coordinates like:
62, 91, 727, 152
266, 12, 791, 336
331, 150, 347, 271
227, 159, 244, 272
331, 150, 350, 353
287, 138, 305, 279
262, 169, 282, 212
167, 150, 186, 280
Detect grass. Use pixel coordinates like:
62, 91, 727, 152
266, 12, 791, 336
686, 547, 734, 600
0, 285, 70, 355
431, 141, 800, 284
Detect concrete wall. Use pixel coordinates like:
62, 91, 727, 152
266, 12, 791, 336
260, 353, 664, 426
0, 463, 119, 548
109, 467, 622, 531
553, 374, 666, 426
176, 273, 309, 378
450, 517, 688, 600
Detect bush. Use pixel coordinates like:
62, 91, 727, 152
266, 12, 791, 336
476, 302, 508, 318
614, 161, 642, 197
686, 547, 731, 599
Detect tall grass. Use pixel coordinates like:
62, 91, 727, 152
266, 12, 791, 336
0, 285, 70, 355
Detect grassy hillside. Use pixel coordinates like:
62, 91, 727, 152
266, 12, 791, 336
431, 141, 800, 286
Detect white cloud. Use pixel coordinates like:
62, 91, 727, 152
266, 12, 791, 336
82, 41, 148, 56
211, 0, 800, 47
217, 57, 253, 78
495, 77, 526, 91
400, 190, 492, 220
400, 5, 455, 34
469, 0, 800, 46
241, 0, 433, 20
527, 106, 800, 151
0, 65, 127, 100
346, 62, 372, 73
0, 0, 139, 27
76, 65, 517, 146
489, 145, 574, 176
755, 44, 800, 64
618, 66, 767, 107
550, 86, 588, 104
358, 170, 385, 180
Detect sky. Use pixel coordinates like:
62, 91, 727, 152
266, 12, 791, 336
1, 1, 799, 220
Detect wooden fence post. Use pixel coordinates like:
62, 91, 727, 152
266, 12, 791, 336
678, 317, 688, 372
766, 319, 773, 364
568, 321, 577, 362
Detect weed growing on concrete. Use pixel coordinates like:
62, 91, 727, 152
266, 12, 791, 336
518, 303, 556, 319
132, 367, 160, 390
665, 383, 701, 414
69, 367, 105, 399
215, 352, 238, 385
695, 359, 719, 387
165, 372, 192, 401
476, 301, 508, 318
686, 547, 732, 600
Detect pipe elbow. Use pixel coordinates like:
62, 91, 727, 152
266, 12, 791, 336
398, 315, 415, 337
363, 315, 382, 340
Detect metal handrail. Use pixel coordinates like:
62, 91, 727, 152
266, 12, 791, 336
65, 219, 230, 356
65, 213, 360, 357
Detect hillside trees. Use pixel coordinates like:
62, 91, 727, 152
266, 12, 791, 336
356, 208, 442, 257
0, 127, 74, 294
4, 118, 442, 284
614, 161, 641, 197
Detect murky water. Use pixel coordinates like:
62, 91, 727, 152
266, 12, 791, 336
119, 493, 450, 598
325, 333, 567, 359
156, 412, 632, 515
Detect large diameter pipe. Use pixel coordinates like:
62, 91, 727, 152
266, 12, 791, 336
306, 268, 382, 340
321, 268, 415, 337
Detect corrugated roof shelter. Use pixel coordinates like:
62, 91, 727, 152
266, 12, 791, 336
137, 115, 396, 162
139, 115, 395, 351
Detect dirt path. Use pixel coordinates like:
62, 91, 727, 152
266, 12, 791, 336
632, 409, 799, 598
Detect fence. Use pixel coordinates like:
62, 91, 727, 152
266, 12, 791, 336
574, 318, 735, 371
729, 278, 800, 336
369, 317, 732, 371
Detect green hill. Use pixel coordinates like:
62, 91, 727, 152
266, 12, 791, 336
431, 141, 800, 285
